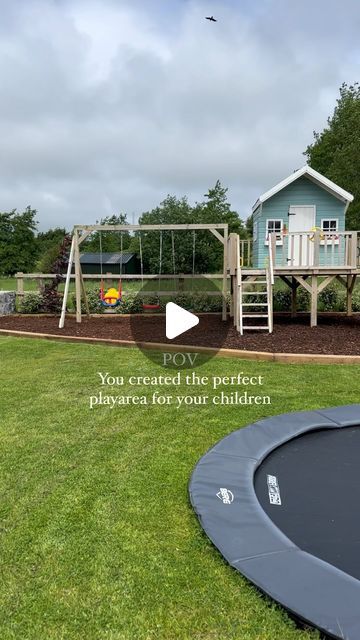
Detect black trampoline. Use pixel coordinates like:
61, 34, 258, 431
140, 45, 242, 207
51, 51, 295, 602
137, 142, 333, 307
189, 405, 360, 640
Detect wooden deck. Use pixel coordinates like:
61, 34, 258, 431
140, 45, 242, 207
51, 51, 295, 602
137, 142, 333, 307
235, 231, 360, 329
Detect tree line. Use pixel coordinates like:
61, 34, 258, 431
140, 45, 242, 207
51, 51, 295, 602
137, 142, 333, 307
0, 181, 247, 276
1, 83, 360, 276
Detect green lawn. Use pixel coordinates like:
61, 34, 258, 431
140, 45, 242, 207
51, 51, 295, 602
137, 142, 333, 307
1, 338, 359, 639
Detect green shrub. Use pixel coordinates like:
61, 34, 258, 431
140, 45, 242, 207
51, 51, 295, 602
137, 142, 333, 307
69, 288, 103, 314
351, 289, 360, 312
297, 288, 310, 311
193, 293, 226, 312
172, 294, 193, 310
273, 289, 291, 312
318, 285, 340, 312
18, 293, 43, 313
117, 294, 144, 314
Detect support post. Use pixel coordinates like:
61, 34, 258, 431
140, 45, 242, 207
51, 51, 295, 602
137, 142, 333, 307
59, 234, 75, 328
350, 232, 358, 268
74, 230, 82, 324
17, 272, 24, 297
346, 274, 357, 317
222, 226, 228, 321
80, 269, 90, 317
347, 275, 352, 316
291, 277, 297, 318
313, 230, 320, 267
229, 275, 234, 318
310, 275, 318, 327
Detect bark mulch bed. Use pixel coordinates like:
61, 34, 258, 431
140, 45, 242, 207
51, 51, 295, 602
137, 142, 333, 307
0, 313, 359, 355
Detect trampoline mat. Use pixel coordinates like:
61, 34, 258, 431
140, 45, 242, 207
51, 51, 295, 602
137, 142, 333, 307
255, 426, 360, 580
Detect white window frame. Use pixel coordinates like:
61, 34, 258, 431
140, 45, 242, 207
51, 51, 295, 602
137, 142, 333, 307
265, 218, 283, 246
321, 218, 339, 233
320, 218, 339, 245
253, 219, 258, 242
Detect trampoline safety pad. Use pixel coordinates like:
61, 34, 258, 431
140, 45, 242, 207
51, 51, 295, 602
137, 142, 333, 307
189, 405, 360, 640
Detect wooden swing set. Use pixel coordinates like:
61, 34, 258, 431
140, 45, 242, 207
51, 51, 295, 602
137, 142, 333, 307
58, 223, 229, 328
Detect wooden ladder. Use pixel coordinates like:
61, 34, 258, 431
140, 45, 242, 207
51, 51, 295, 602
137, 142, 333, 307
239, 269, 273, 334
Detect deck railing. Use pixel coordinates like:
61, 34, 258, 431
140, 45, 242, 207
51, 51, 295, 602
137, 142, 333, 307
269, 231, 359, 269
239, 239, 252, 267
268, 234, 275, 284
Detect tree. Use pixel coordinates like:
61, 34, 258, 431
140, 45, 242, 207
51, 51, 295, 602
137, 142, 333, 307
36, 227, 68, 272
137, 182, 245, 274
136, 195, 194, 273
0, 207, 38, 275
193, 180, 246, 272
36, 227, 67, 255
82, 214, 131, 252
304, 83, 360, 229
40, 234, 72, 312
245, 214, 253, 237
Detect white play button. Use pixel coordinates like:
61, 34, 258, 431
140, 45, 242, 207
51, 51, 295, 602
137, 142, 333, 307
166, 302, 199, 340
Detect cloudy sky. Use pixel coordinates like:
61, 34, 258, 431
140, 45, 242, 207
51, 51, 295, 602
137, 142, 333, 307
0, 0, 359, 230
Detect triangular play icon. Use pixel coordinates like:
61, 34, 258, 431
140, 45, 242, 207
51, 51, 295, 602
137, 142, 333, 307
166, 302, 199, 340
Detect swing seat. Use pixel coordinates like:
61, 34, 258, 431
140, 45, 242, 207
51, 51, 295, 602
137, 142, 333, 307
142, 303, 160, 311
101, 287, 122, 308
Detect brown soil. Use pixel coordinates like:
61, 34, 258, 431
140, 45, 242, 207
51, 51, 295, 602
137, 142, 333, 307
0, 313, 360, 355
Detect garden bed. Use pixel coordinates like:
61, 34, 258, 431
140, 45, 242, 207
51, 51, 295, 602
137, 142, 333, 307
0, 312, 360, 355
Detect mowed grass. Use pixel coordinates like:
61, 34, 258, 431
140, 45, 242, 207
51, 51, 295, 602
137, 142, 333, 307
1, 339, 359, 640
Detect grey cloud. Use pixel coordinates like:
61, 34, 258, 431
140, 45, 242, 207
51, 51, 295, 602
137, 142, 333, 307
0, 0, 359, 230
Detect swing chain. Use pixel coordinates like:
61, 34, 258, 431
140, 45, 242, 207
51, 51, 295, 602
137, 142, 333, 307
99, 231, 104, 279
191, 230, 196, 290
158, 231, 163, 294
139, 233, 144, 288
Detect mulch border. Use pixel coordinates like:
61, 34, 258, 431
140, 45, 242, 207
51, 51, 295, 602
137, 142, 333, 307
1, 327, 360, 365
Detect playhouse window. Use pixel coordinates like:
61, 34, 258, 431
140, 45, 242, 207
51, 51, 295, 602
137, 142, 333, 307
321, 219, 338, 233
266, 219, 282, 239
253, 220, 258, 242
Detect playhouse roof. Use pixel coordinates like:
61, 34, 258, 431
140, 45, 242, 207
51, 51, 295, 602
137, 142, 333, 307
252, 165, 354, 212
80, 252, 135, 265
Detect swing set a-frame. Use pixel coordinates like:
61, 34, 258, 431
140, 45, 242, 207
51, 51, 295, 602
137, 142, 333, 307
58, 223, 229, 328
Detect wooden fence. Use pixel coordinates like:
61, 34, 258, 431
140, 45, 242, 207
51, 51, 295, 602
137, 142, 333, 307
15, 272, 230, 298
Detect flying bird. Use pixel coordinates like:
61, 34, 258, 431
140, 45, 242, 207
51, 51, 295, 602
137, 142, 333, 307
205, 16, 217, 22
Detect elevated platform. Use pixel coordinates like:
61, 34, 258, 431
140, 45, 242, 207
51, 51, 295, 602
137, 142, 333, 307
238, 228, 360, 328
242, 267, 359, 327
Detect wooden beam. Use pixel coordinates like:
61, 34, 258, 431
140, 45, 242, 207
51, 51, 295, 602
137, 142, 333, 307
268, 275, 274, 333
293, 275, 312, 294
317, 275, 336, 293
73, 223, 228, 232
349, 274, 357, 294
350, 231, 358, 267
222, 226, 228, 320
279, 275, 294, 289
336, 275, 347, 288
228, 233, 238, 275
16, 272, 231, 281
346, 274, 357, 316
74, 230, 82, 324
291, 277, 297, 318
78, 229, 95, 246
59, 235, 76, 328
310, 275, 318, 327
229, 275, 234, 318
80, 268, 90, 317
209, 228, 225, 245
16, 272, 24, 297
